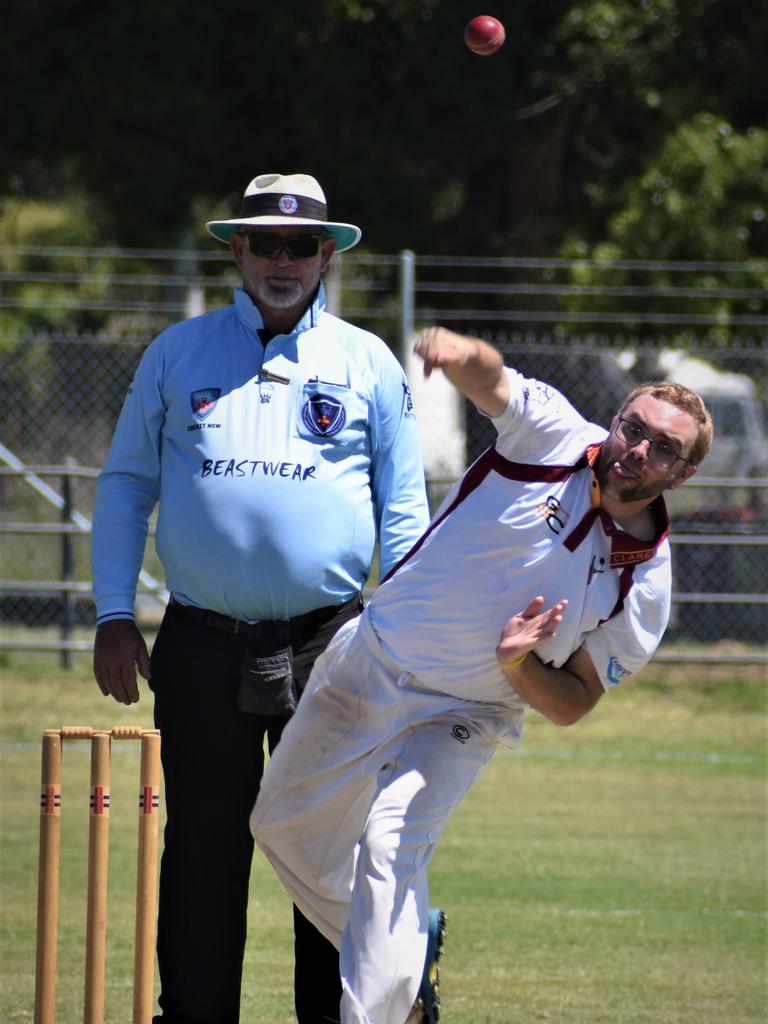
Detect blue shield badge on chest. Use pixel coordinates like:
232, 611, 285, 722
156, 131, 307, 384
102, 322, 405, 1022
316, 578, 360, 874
191, 388, 221, 420
302, 393, 347, 437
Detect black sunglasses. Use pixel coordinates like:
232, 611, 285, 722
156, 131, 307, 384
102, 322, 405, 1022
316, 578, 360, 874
240, 232, 325, 261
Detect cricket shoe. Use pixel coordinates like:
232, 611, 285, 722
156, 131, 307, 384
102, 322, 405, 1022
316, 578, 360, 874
405, 907, 447, 1024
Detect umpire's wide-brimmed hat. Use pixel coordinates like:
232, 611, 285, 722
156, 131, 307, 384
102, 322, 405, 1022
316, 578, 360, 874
206, 173, 362, 252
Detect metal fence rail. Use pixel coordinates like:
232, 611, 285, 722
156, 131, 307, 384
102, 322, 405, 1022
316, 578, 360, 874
1, 248, 766, 664
2, 468, 766, 664
2, 246, 767, 342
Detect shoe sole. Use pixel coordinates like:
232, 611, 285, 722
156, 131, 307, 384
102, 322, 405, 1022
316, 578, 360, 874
420, 908, 447, 1024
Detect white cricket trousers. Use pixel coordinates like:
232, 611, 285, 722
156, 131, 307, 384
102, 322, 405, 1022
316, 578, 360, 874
251, 613, 521, 1024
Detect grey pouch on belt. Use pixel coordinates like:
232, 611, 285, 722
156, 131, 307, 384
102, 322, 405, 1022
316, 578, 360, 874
237, 628, 297, 717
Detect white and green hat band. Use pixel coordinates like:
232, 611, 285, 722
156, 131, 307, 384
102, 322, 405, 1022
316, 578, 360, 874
206, 172, 362, 252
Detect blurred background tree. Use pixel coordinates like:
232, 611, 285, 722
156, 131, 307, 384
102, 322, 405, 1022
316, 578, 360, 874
2, 0, 766, 257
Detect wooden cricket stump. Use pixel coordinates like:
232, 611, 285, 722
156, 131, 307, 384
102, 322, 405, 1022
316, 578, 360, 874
34, 726, 162, 1024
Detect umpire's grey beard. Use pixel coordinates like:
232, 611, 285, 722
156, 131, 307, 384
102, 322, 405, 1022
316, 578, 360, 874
256, 278, 304, 308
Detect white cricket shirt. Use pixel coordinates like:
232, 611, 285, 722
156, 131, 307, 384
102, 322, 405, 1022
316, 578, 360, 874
367, 369, 672, 704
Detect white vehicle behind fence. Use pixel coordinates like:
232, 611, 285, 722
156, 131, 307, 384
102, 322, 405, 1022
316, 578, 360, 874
656, 350, 768, 484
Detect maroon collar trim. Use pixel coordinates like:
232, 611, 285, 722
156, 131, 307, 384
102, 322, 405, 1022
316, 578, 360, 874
488, 442, 670, 566
563, 480, 670, 569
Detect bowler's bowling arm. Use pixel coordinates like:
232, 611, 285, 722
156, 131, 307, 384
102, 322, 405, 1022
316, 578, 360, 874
413, 327, 509, 417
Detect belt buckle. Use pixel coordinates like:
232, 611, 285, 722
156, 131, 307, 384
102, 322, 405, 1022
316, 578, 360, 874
227, 616, 242, 635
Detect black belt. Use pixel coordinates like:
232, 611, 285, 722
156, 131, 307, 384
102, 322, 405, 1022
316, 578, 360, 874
169, 594, 362, 638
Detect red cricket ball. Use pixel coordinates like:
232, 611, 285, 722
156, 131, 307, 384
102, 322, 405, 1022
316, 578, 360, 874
464, 15, 506, 56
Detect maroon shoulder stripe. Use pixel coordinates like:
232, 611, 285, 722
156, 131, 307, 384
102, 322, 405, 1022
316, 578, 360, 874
381, 445, 586, 584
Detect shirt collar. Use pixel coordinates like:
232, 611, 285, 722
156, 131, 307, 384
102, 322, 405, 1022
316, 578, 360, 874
564, 441, 670, 567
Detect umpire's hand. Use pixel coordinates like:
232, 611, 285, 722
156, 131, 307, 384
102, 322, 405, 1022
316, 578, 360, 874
93, 620, 151, 705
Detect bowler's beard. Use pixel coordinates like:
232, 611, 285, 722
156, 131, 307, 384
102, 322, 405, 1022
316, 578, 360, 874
595, 445, 676, 504
256, 278, 304, 309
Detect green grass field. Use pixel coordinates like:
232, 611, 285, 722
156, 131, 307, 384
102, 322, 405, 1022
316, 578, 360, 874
1, 651, 765, 1023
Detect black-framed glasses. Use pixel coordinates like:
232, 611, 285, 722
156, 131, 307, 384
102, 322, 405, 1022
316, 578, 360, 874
240, 232, 324, 261
614, 417, 690, 469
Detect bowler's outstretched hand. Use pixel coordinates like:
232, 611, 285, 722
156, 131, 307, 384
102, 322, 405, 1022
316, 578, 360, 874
413, 327, 509, 416
413, 326, 474, 378
496, 596, 568, 668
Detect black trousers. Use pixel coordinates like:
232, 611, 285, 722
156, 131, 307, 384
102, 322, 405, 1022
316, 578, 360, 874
150, 598, 360, 1024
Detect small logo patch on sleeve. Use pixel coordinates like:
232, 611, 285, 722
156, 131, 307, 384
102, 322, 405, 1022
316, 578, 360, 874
402, 381, 415, 418
606, 656, 632, 687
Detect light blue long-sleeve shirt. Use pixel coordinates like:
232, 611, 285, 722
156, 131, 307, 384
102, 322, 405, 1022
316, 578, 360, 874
92, 284, 429, 623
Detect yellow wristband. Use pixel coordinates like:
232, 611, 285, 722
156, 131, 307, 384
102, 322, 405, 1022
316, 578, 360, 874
497, 651, 528, 669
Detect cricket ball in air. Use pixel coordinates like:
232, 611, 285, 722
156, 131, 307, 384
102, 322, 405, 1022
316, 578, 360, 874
464, 15, 506, 56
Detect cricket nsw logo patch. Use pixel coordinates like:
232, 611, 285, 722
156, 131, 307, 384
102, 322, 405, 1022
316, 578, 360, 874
302, 393, 346, 437
191, 388, 221, 420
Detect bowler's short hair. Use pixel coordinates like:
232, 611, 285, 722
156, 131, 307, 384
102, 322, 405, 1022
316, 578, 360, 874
618, 382, 713, 467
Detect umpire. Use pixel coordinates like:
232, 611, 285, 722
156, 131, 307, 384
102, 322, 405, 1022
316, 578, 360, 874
91, 172, 430, 1024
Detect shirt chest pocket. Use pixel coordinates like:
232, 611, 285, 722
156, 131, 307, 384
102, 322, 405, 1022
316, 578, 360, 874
294, 381, 369, 449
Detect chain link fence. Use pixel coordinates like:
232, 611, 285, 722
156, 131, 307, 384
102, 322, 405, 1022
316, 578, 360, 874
1, 248, 766, 662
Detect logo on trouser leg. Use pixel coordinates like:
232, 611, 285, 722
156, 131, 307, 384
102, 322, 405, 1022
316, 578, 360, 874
451, 724, 470, 744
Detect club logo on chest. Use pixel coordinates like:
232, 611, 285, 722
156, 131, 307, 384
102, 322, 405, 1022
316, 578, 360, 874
302, 394, 347, 437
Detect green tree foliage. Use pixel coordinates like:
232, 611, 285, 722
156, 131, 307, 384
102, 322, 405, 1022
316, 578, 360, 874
1, 0, 766, 257
560, 116, 768, 332
574, 115, 768, 261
